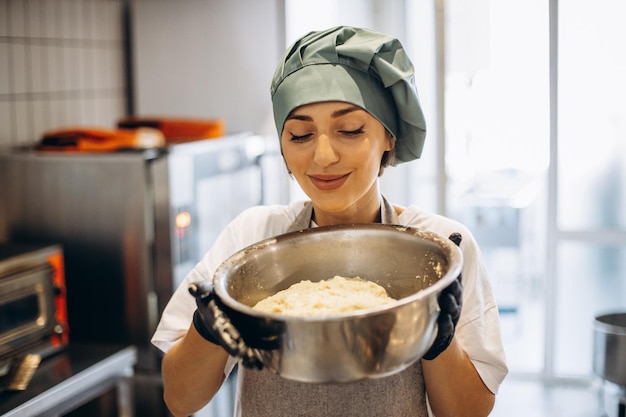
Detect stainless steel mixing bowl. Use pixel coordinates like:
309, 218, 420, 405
205, 223, 463, 383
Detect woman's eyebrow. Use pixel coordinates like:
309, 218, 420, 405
285, 114, 313, 122
286, 106, 362, 122
331, 106, 361, 118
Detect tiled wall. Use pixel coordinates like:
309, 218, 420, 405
0, 0, 127, 147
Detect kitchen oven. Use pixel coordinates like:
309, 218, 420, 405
0, 244, 69, 386
0, 132, 283, 414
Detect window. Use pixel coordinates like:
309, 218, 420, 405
285, 0, 626, 381
443, 0, 550, 375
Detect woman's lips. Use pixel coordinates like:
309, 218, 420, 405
308, 173, 350, 190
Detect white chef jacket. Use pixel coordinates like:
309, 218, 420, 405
152, 200, 509, 413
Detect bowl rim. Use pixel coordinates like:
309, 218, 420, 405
212, 223, 464, 322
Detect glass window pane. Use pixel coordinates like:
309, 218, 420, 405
444, 0, 549, 374
554, 242, 626, 376
558, 0, 626, 231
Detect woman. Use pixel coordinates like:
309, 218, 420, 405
152, 26, 508, 417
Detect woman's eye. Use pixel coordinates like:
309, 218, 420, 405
289, 132, 313, 142
339, 126, 365, 136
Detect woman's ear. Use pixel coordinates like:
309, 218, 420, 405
386, 130, 395, 151
379, 131, 397, 175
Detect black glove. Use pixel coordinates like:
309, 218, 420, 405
189, 281, 224, 346
423, 232, 463, 360
189, 281, 263, 369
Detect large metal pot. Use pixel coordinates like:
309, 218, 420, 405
199, 223, 463, 383
594, 312, 626, 386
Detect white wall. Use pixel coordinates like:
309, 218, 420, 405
0, 0, 127, 147
130, 0, 285, 137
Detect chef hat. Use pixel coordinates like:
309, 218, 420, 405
271, 26, 427, 164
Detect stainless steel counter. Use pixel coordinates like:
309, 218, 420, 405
0, 344, 137, 417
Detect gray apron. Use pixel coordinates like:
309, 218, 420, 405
237, 197, 427, 417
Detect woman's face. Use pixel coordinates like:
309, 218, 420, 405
281, 101, 393, 225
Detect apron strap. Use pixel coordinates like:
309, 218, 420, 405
286, 202, 314, 233
381, 195, 399, 224
287, 195, 398, 233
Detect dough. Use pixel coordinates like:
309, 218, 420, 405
252, 275, 395, 317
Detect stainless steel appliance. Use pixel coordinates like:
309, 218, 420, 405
594, 312, 626, 417
0, 132, 276, 413
0, 244, 69, 389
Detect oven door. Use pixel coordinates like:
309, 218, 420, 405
0, 265, 57, 358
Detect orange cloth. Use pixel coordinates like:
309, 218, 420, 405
37, 126, 165, 152
117, 117, 226, 143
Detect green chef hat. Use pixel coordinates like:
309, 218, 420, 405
271, 26, 427, 164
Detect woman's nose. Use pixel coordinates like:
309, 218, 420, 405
313, 134, 339, 167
